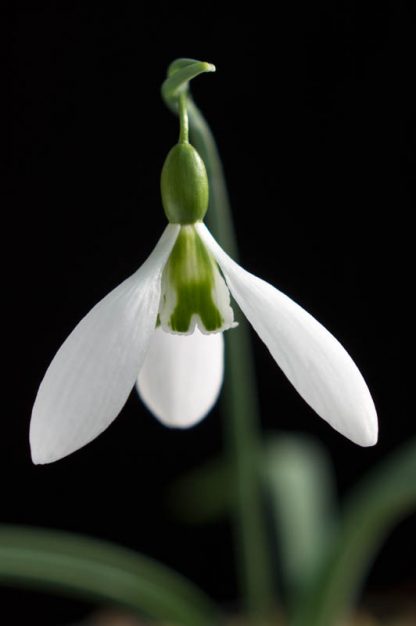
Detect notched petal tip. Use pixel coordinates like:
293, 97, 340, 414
29, 440, 65, 466
363, 433, 378, 447
355, 411, 378, 447
30, 448, 46, 466
29, 413, 106, 465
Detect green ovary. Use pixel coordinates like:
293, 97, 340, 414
159, 225, 233, 334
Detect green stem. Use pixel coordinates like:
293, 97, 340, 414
178, 92, 189, 143
162, 60, 276, 621
186, 99, 237, 257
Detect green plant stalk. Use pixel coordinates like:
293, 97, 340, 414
0, 526, 220, 626
189, 99, 275, 618
162, 60, 276, 619
290, 439, 416, 626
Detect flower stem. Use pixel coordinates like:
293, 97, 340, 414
162, 59, 277, 621
178, 92, 189, 144
187, 97, 276, 621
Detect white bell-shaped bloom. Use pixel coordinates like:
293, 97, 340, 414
30, 222, 377, 464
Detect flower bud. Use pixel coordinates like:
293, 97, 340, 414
161, 143, 209, 224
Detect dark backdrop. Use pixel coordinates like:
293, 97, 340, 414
4, 3, 413, 623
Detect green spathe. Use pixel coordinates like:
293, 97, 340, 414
159, 225, 235, 334
161, 143, 209, 224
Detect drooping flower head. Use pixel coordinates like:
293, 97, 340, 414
30, 64, 377, 464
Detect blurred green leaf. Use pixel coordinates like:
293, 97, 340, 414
168, 457, 232, 523
290, 438, 416, 626
0, 525, 220, 626
264, 434, 337, 594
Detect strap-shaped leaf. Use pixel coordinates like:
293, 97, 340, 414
264, 435, 337, 595
0, 525, 220, 626
290, 438, 416, 626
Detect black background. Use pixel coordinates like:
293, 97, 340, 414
4, 3, 414, 623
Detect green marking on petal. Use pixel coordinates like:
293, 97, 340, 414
159, 225, 236, 334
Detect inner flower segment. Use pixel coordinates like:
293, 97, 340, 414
158, 225, 236, 334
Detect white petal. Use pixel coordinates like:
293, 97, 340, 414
196, 223, 378, 447
30, 224, 180, 464
137, 326, 224, 427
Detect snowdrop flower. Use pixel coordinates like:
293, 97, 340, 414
30, 139, 378, 464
